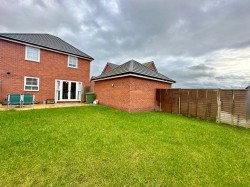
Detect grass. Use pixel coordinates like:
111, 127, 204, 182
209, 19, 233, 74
0, 106, 249, 186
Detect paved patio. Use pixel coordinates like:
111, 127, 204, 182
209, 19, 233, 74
0, 103, 92, 111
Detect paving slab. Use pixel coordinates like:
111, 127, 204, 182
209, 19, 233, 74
0, 103, 93, 111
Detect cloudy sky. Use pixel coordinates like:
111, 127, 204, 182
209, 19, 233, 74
1, 0, 250, 88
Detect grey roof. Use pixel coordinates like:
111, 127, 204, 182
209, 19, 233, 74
107, 62, 119, 69
0, 33, 94, 60
92, 60, 176, 83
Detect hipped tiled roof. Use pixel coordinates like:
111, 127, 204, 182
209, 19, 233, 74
0, 33, 94, 60
92, 60, 175, 83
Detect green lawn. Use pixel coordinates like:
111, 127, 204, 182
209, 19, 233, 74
0, 106, 249, 186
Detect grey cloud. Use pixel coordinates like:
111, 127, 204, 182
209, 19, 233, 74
0, 0, 82, 33
189, 64, 214, 71
0, 0, 249, 88
160, 61, 216, 85
215, 74, 246, 81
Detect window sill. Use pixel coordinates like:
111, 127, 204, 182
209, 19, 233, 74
67, 66, 78, 69
24, 90, 39, 92
25, 59, 40, 63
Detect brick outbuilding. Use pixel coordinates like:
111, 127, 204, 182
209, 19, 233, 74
92, 60, 175, 112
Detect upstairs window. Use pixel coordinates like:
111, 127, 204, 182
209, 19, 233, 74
68, 56, 78, 68
24, 76, 40, 91
25, 46, 40, 62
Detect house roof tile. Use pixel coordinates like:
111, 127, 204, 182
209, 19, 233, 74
92, 60, 175, 83
0, 33, 94, 60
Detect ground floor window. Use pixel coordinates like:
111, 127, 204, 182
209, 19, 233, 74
55, 80, 82, 102
24, 76, 40, 91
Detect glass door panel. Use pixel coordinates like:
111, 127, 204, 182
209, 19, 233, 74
56, 80, 61, 101
77, 82, 82, 100
62, 81, 69, 99
70, 82, 76, 99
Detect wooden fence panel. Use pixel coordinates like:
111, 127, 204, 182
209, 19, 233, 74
170, 89, 180, 114
220, 90, 233, 125
155, 89, 250, 128
155, 89, 161, 111
197, 90, 206, 119
82, 86, 90, 102
163, 89, 171, 113
161, 89, 167, 112
188, 89, 198, 117
206, 90, 218, 121
180, 89, 189, 116
233, 90, 248, 127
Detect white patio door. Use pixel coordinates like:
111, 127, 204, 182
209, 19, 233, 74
55, 80, 82, 102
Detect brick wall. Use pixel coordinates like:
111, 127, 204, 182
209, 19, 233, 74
94, 77, 131, 111
0, 40, 91, 102
129, 77, 171, 112
102, 65, 112, 73
93, 76, 172, 112
149, 63, 157, 72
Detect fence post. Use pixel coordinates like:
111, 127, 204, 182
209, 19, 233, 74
178, 89, 181, 114
231, 90, 235, 125
187, 90, 190, 116
217, 89, 221, 123
247, 88, 250, 124
170, 90, 173, 114
159, 89, 162, 112
205, 89, 208, 120
196, 89, 198, 118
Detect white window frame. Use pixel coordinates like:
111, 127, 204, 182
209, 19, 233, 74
54, 79, 82, 102
25, 46, 40, 62
24, 76, 40, 91
68, 56, 78, 68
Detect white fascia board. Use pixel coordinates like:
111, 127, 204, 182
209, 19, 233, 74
92, 74, 174, 84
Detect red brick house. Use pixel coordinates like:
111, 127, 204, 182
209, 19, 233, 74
92, 60, 175, 112
0, 33, 94, 103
